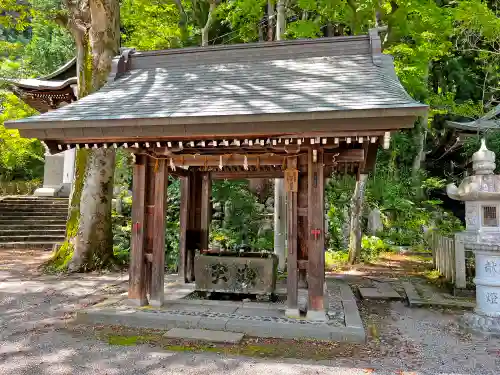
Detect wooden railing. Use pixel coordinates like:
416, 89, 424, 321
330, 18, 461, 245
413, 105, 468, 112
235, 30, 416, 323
429, 231, 471, 289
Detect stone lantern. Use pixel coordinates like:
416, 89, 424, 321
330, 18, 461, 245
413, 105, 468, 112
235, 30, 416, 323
447, 139, 500, 333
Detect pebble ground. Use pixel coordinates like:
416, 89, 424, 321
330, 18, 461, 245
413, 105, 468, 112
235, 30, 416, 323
0, 249, 499, 374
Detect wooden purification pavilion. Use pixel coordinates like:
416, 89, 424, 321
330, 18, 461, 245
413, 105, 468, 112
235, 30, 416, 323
6, 30, 426, 318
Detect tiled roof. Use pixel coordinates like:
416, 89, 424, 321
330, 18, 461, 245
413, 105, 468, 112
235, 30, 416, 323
13, 54, 422, 124
9, 78, 76, 90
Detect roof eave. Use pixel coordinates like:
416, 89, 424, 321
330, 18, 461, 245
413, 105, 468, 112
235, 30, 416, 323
446, 119, 499, 132
6, 105, 428, 130
7, 78, 77, 91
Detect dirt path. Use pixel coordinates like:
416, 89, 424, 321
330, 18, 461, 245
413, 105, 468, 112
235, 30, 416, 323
0, 249, 499, 374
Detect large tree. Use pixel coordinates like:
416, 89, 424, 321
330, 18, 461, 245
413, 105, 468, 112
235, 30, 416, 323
49, 0, 120, 271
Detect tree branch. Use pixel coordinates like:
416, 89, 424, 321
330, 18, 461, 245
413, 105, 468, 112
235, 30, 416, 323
201, 1, 218, 46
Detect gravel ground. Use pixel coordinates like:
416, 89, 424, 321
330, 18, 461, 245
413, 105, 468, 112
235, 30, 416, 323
0, 249, 499, 374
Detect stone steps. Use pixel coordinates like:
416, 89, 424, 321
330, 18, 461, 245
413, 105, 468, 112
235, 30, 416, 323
0, 235, 65, 242
0, 211, 68, 217
0, 196, 68, 249
0, 208, 68, 213
0, 218, 67, 224
0, 241, 64, 249
0, 224, 67, 229
0, 229, 66, 236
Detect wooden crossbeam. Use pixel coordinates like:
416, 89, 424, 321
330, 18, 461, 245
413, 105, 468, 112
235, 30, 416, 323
167, 149, 363, 168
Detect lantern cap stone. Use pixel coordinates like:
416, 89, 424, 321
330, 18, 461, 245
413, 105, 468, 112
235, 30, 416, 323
446, 138, 500, 201
472, 139, 496, 175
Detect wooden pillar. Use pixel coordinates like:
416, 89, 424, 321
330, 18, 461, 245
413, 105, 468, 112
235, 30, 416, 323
186, 171, 202, 282
129, 154, 148, 306
178, 176, 189, 283
150, 158, 167, 307
274, 178, 287, 271
200, 172, 212, 250
285, 156, 299, 317
306, 147, 326, 320
144, 158, 156, 297
297, 154, 309, 288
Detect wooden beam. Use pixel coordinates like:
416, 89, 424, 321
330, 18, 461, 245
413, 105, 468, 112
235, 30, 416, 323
178, 176, 189, 282
167, 149, 363, 167
307, 147, 325, 317
150, 159, 167, 307
170, 154, 288, 167
129, 154, 148, 306
286, 156, 299, 314
211, 171, 284, 179
200, 172, 212, 250
168, 167, 190, 177
324, 149, 364, 164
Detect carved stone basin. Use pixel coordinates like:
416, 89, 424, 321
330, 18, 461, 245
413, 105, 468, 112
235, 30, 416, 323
194, 251, 278, 295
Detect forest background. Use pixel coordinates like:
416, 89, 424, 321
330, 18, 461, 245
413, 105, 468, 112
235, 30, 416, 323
0, 0, 499, 269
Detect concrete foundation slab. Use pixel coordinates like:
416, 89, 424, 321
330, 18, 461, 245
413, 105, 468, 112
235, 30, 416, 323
76, 278, 365, 343
235, 307, 283, 317
207, 306, 239, 314
284, 308, 301, 319
164, 328, 244, 343
306, 310, 328, 321
198, 317, 230, 331
171, 305, 212, 313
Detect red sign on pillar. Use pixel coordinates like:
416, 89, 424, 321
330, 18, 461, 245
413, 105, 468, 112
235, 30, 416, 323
311, 229, 321, 240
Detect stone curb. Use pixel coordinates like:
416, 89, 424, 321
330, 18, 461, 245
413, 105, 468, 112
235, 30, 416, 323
76, 307, 366, 343
338, 282, 365, 332
166, 298, 285, 311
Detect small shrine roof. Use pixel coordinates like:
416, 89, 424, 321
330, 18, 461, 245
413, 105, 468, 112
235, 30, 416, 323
446, 105, 500, 132
8, 57, 77, 91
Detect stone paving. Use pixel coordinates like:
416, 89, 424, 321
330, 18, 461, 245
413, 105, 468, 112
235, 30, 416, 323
76, 277, 365, 343
402, 280, 476, 308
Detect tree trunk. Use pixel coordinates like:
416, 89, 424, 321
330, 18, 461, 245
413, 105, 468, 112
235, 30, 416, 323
348, 174, 368, 264
276, 0, 285, 40
49, 0, 120, 271
201, 1, 217, 46
412, 115, 428, 179
267, 0, 274, 41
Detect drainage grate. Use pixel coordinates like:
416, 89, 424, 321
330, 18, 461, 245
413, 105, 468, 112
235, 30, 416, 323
182, 290, 287, 304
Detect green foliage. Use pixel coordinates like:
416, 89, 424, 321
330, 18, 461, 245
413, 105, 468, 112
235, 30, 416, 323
326, 175, 354, 250
3, 0, 496, 271
325, 250, 348, 271
361, 236, 389, 262
121, 0, 186, 50
22, 17, 74, 76
111, 175, 181, 271
211, 179, 273, 251
0, 179, 41, 195
219, 0, 266, 42
0, 94, 44, 181
0, 1, 32, 31
114, 150, 133, 188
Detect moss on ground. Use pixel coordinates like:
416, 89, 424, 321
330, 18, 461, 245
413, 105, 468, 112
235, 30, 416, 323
71, 324, 373, 361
